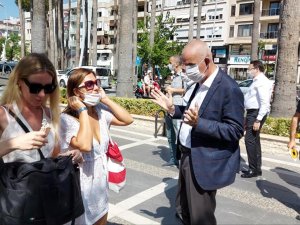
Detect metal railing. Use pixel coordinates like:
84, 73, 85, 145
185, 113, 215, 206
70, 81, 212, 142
154, 110, 166, 138
261, 8, 280, 16
260, 31, 278, 39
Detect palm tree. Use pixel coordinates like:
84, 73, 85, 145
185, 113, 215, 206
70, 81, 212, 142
113, 0, 119, 78
196, 0, 203, 40
31, 0, 46, 53
57, 0, 64, 69
251, 0, 260, 60
65, 0, 71, 68
75, 0, 82, 66
48, 0, 55, 64
160, 0, 165, 16
271, 0, 300, 117
188, 0, 195, 41
91, 0, 98, 66
117, 0, 134, 97
17, 0, 25, 57
149, 0, 156, 48
144, 0, 147, 30
132, 0, 138, 85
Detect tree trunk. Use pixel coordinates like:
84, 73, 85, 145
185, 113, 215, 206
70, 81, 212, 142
149, 0, 156, 47
32, 0, 46, 53
271, 0, 300, 117
188, 0, 195, 41
58, 0, 64, 69
48, 0, 55, 64
133, 0, 138, 85
196, 0, 203, 40
18, 0, 25, 57
91, 0, 98, 66
251, 0, 260, 60
65, 0, 71, 68
160, 0, 165, 16
144, 0, 147, 30
75, 0, 82, 66
117, 0, 134, 97
113, 0, 119, 77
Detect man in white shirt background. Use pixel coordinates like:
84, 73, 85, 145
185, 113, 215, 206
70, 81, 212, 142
241, 60, 273, 178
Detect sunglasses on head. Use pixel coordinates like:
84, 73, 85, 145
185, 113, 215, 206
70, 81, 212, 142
22, 78, 57, 94
78, 79, 101, 90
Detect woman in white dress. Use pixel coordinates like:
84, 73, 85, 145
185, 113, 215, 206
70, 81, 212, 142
60, 68, 133, 225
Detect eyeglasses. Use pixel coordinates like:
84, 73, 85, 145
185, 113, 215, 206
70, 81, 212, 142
22, 78, 57, 94
78, 79, 101, 90
248, 67, 256, 70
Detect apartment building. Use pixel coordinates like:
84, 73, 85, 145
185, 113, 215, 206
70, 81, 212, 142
163, 0, 229, 70
227, 0, 282, 80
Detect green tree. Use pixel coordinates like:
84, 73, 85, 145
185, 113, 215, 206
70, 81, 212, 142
137, 13, 184, 79
5, 33, 21, 61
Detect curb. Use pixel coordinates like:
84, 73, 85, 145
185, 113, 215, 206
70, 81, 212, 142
131, 114, 289, 145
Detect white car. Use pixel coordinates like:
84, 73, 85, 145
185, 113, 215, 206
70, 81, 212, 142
58, 67, 112, 89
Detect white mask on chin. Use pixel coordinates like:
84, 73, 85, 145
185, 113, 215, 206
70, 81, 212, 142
83, 93, 102, 106
185, 61, 207, 83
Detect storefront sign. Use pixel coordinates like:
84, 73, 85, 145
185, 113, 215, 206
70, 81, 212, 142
228, 55, 251, 64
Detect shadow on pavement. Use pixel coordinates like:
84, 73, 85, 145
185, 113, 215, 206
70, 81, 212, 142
256, 168, 300, 218
153, 145, 172, 164
139, 177, 181, 225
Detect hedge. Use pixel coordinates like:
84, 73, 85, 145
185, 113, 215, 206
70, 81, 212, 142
60, 88, 292, 137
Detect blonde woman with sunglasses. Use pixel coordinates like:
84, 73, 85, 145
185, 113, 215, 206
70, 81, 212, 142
60, 68, 133, 225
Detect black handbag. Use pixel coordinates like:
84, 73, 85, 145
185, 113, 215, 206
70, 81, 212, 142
0, 109, 84, 225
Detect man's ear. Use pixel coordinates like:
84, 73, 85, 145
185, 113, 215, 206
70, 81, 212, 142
204, 58, 210, 66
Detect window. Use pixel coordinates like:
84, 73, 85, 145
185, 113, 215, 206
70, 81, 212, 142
231, 5, 236, 17
239, 3, 253, 15
269, 1, 280, 16
207, 8, 223, 21
229, 26, 234, 37
237, 24, 252, 37
267, 23, 279, 38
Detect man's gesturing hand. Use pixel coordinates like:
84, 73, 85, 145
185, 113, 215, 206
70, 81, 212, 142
150, 88, 174, 113
183, 103, 199, 127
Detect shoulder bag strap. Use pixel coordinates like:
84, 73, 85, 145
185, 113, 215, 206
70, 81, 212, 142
7, 107, 45, 159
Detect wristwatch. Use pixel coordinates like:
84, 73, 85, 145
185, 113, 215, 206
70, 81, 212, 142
255, 119, 261, 123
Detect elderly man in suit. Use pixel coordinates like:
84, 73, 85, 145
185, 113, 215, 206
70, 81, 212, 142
151, 40, 244, 225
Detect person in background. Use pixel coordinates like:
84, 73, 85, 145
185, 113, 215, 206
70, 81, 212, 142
142, 70, 152, 97
151, 40, 244, 225
60, 68, 133, 225
241, 60, 273, 178
287, 100, 300, 221
163, 55, 187, 167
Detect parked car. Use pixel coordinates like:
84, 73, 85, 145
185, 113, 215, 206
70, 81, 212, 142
0, 61, 17, 85
58, 66, 112, 89
238, 78, 275, 102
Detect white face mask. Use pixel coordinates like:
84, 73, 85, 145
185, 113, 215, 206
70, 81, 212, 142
83, 93, 102, 106
185, 58, 208, 83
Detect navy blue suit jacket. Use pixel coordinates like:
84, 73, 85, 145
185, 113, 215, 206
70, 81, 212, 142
174, 69, 244, 190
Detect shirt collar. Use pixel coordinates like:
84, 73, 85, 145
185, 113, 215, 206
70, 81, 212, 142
253, 72, 264, 81
201, 66, 219, 88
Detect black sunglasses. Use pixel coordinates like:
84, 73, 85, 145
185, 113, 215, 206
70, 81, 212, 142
22, 78, 57, 94
78, 79, 101, 90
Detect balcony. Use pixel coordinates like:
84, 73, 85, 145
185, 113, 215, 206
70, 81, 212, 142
261, 8, 280, 17
260, 31, 278, 39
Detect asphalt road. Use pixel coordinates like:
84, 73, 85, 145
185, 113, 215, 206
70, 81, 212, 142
107, 120, 300, 225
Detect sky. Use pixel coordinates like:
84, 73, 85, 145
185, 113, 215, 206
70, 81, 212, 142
0, 0, 19, 20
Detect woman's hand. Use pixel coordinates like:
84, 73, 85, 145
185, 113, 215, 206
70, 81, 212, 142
68, 96, 86, 111
13, 131, 48, 150
59, 149, 84, 164
99, 87, 108, 102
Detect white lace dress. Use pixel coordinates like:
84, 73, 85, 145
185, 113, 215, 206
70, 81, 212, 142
0, 103, 55, 163
60, 104, 112, 225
